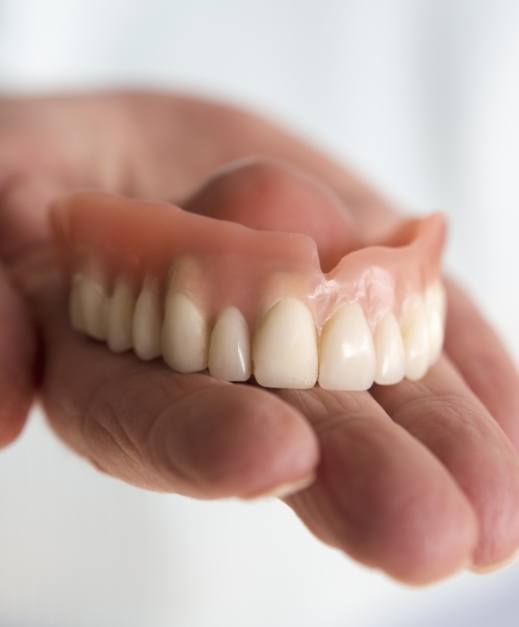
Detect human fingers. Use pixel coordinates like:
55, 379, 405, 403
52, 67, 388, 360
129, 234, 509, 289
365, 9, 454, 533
14, 248, 318, 497
278, 386, 477, 584
442, 279, 519, 450
0, 263, 35, 447
371, 356, 519, 570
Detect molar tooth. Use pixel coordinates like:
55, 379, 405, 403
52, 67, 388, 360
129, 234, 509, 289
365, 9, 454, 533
107, 277, 135, 353
318, 303, 375, 391
253, 297, 318, 389
425, 282, 446, 364
162, 292, 208, 373
208, 307, 251, 382
373, 312, 406, 385
78, 272, 108, 340
402, 295, 430, 381
132, 277, 162, 361
69, 274, 86, 333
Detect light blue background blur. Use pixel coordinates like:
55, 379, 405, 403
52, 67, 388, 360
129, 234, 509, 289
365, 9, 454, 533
1, 1, 519, 626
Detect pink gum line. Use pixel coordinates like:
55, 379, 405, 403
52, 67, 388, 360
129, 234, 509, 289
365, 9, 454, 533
51, 192, 447, 331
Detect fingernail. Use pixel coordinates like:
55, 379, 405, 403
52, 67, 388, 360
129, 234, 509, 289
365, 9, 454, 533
246, 472, 316, 500
470, 550, 519, 574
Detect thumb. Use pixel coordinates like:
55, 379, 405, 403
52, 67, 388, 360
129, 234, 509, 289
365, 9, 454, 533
0, 174, 70, 447
0, 174, 67, 259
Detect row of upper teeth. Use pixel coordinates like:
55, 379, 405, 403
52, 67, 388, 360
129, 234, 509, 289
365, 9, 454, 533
69, 272, 446, 390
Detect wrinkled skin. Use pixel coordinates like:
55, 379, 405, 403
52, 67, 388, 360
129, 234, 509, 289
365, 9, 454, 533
1, 91, 519, 584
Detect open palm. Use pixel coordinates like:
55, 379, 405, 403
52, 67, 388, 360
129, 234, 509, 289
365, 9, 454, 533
1, 91, 519, 584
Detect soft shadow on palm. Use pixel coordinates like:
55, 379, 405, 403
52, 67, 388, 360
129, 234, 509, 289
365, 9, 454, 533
2, 91, 519, 584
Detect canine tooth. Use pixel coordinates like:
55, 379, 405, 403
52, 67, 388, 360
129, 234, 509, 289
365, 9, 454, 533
373, 312, 406, 385
78, 273, 108, 340
107, 277, 135, 353
69, 274, 86, 333
425, 282, 446, 364
162, 293, 208, 373
253, 298, 318, 389
402, 296, 430, 380
318, 303, 375, 391
208, 307, 251, 382
132, 277, 162, 361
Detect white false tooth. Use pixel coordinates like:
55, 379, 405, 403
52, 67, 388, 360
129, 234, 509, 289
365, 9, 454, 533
253, 298, 318, 389
208, 307, 251, 382
107, 277, 135, 353
402, 296, 430, 380
425, 282, 446, 364
162, 292, 208, 373
373, 312, 406, 385
318, 303, 375, 391
78, 273, 108, 340
132, 277, 162, 361
69, 274, 86, 333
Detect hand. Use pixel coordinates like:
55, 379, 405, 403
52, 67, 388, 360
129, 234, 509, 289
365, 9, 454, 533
2, 91, 519, 584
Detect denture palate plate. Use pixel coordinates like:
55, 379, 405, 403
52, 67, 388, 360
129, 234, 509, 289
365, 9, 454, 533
57, 192, 447, 389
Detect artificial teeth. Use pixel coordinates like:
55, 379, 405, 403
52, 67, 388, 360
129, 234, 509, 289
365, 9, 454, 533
78, 272, 108, 341
318, 303, 375, 391
253, 297, 318, 389
69, 274, 86, 333
402, 295, 430, 380
107, 277, 135, 353
208, 307, 251, 382
132, 277, 162, 361
162, 292, 208, 373
373, 312, 406, 385
425, 282, 446, 364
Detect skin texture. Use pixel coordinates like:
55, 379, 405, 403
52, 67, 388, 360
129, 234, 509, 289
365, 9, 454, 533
1, 91, 519, 584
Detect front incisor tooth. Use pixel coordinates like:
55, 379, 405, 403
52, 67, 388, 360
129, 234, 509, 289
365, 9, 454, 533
373, 312, 406, 385
208, 307, 251, 382
107, 277, 135, 353
77, 273, 108, 340
253, 297, 318, 389
425, 282, 446, 365
402, 296, 430, 380
162, 293, 208, 373
132, 277, 162, 361
318, 303, 375, 391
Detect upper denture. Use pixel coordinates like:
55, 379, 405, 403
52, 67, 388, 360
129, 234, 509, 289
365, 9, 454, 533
52, 162, 447, 391
53, 191, 445, 331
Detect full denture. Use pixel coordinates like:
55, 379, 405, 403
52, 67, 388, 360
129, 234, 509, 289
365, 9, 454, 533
52, 178, 447, 391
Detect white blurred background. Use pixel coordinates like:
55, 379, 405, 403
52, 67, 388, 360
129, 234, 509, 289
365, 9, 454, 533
1, 1, 519, 625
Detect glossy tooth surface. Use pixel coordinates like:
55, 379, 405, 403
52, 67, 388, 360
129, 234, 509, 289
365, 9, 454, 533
318, 303, 375, 391
162, 293, 208, 373
373, 312, 406, 385
69, 274, 86, 333
253, 298, 318, 389
208, 307, 251, 382
425, 282, 446, 364
78, 273, 108, 340
132, 277, 162, 361
107, 278, 135, 353
402, 295, 430, 380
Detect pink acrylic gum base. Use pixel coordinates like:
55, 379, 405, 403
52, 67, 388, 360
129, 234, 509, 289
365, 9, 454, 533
52, 192, 446, 332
